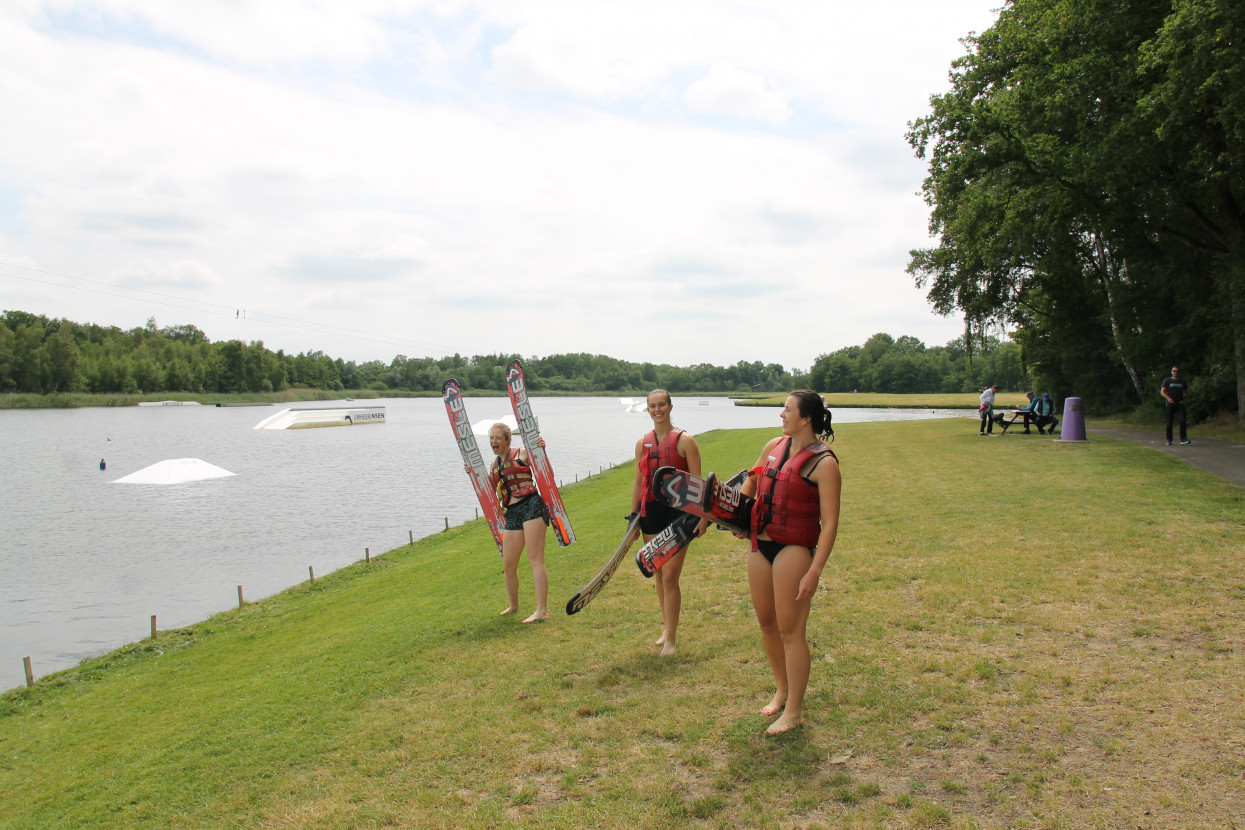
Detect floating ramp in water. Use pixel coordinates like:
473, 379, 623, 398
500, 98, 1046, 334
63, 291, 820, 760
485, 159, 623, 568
112, 458, 236, 484
253, 405, 385, 430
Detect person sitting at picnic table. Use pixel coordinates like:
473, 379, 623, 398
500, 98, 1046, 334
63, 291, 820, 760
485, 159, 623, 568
1013, 391, 1038, 434
1033, 393, 1059, 435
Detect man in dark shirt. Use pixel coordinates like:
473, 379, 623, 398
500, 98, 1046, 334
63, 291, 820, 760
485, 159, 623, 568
1161, 366, 1190, 446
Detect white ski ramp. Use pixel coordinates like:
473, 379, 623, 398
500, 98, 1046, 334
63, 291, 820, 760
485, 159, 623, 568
112, 458, 237, 485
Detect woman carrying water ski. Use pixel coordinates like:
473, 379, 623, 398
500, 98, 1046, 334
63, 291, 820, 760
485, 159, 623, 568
474, 423, 550, 622
631, 389, 708, 657
739, 390, 841, 734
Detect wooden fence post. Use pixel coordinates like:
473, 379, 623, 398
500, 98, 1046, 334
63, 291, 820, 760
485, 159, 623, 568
309, 566, 315, 584
23, 656, 33, 687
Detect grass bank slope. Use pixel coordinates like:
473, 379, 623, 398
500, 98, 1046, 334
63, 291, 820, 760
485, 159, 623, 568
3, 421, 1244, 828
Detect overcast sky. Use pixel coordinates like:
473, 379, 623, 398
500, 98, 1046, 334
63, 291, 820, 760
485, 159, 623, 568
0, 1, 999, 371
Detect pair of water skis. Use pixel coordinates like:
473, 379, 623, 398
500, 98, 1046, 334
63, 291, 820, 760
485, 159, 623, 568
442, 363, 753, 616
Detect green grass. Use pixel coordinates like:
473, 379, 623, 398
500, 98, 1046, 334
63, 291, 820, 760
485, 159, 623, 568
737, 391, 1031, 410
3, 420, 1245, 828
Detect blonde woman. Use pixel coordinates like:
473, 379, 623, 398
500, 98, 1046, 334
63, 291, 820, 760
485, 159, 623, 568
476, 423, 549, 622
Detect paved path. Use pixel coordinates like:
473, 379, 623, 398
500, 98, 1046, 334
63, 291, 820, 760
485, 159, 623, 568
1087, 425, 1245, 489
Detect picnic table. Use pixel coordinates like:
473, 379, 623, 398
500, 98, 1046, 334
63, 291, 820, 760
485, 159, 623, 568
998, 409, 1036, 435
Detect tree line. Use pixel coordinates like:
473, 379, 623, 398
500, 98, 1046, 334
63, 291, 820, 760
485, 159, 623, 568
2, 309, 1029, 398
0, 311, 801, 396
807, 332, 1026, 395
908, 0, 1243, 422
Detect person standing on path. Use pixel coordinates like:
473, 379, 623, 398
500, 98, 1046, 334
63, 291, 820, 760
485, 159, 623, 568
1161, 366, 1191, 446
979, 384, 998, 435
631, 389, 708, 657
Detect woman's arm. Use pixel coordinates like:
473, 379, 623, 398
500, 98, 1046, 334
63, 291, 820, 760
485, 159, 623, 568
797, 457, 841, 601
630, 437, 645, 514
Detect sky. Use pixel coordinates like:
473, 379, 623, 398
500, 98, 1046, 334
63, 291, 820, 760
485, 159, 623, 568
0, 0, 1000, 371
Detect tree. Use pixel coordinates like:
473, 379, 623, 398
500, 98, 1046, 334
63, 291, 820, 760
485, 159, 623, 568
909, 0, 1245, 419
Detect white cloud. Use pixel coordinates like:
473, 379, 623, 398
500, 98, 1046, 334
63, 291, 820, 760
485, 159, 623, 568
111, 259, 223, 291
0, 0, 1001, 369
683, 64, 790, 123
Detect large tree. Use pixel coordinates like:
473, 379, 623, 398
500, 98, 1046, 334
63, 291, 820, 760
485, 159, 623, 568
909, 0, 1244, 419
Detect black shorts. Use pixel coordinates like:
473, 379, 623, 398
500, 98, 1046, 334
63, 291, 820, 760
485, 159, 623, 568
504, 494, 547, 530
639, 501, 684, 535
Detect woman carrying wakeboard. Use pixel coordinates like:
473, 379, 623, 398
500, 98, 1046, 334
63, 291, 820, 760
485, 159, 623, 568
631, 389, 709, 656
738, 390, 842, 734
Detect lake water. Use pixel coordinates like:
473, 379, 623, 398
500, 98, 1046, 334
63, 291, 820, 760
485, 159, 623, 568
1, 396, 962, 690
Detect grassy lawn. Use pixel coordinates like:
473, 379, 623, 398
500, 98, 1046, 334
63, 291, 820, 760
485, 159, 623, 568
3, 420, 1244, 828
736, 392, 1031, 410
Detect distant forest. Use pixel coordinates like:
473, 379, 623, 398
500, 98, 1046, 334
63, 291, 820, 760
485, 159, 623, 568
1, 309, 1026, 397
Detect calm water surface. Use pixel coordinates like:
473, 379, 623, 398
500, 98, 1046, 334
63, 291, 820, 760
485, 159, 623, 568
1, 396, 961, 690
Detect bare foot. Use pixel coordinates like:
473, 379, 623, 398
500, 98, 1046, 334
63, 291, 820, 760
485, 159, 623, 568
522, 611, 549, 623
659, 640, 677, 657
765, 715, 804, 735
760, 694, 786, 717
500, 606, 518, 616
655, 633, 668, 647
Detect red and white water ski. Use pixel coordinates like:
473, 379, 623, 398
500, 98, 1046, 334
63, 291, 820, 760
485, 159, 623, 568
634, 512, 700, 577
637, 470, 749, 575
651, 467, 753, 535
565, 514, 642, 615
505, 359, 575, 547
442, 378, 504, 554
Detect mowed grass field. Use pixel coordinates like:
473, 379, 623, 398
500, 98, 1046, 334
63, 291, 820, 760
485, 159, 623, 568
735, 392, 1033, 411
3, 419, 1244, 829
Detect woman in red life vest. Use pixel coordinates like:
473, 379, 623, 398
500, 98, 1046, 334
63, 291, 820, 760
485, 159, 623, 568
483, 423, 550, 622
630, 389, 708, 657
739, 390, 841, 734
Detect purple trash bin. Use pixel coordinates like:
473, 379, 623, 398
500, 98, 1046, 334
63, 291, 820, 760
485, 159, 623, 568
1058, 396, 1087, 442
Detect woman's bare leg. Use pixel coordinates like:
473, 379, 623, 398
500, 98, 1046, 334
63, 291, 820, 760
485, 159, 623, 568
747, 549, 787, 716
500, 528, 523, 614
655, 547, 687, 656
766, 546, 814, 734
521, 517, 549, 622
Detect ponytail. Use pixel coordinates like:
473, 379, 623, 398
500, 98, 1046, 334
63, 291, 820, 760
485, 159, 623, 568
790, 389, 834, 442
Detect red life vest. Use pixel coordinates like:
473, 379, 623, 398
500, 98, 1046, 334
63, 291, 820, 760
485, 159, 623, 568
751, 437, 836, 550
638, 428, 687, 516
490, 448, 537, 504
